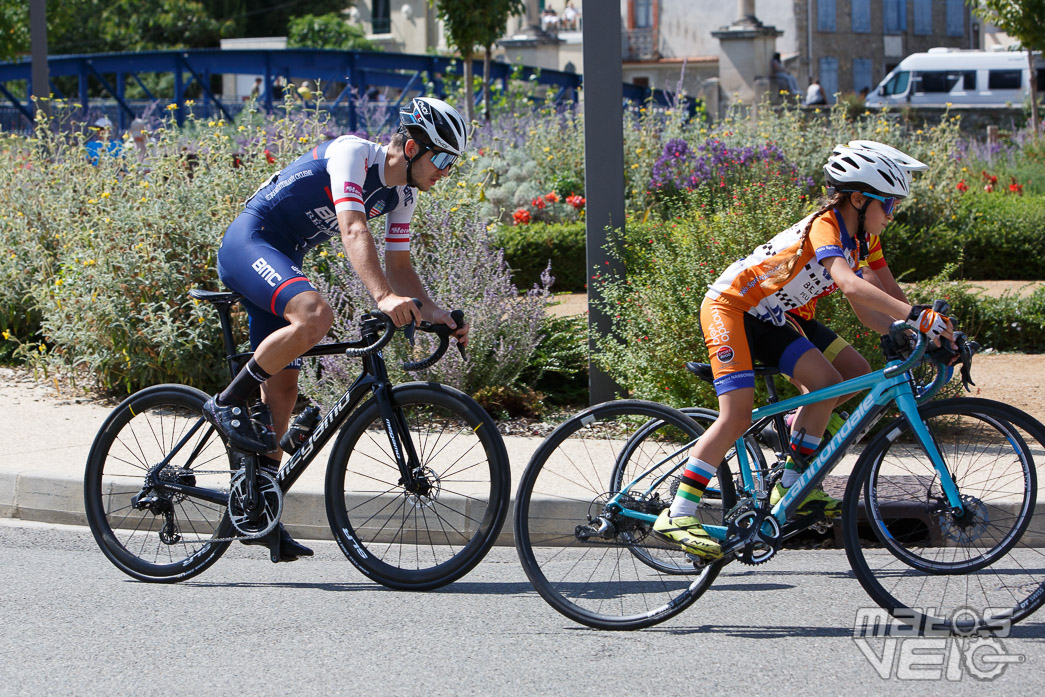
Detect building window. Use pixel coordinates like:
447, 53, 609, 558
635, 0, 653, 28
884, 0, 907, 35
819, 56, 839, 103
851, 0, 870, 34
913, 0, 932, 35
853, 58, 874, 95
372, 0, 391, 34
818, 0, 836, 33
946, 0, 965, 37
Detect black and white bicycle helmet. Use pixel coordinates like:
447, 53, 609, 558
824, 148, 910, 198
846, 140, 928, 172
399, 97, 468, 155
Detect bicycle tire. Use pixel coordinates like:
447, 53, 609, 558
324, 383, 509, 591
84, 384, 234, 582
515, 400, 725, 630
609, 407, 738, 575
843, 397, 1045, 633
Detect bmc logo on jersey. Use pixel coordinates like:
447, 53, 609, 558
252, 257, 283, 287
716, 346, 735, 364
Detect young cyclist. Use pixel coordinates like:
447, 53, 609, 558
653, 148, 954, 559
782, 142, 928, 425
204, 97, 470, 561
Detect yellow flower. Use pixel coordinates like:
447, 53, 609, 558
1, 330, 10, 340
298, 135, 309, 143
55, 278, 63, 287
141, 181, 149, 188
185, 99, 195, 106
457, 181, 466, 188
140, 196, 148, 203
101, 191, 110, 199
319, 250, 328, 257
631, 163, 639, 169
543, 147, 550, 153
88, 198, 98, 204
166, 103, 178, 111
450, 206, 458, 212
238, 125, 246, 131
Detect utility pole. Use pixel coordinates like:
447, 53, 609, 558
581, 2, 625, 404
30, 0, 51, 120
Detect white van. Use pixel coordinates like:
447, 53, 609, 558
865, 48, 1043, 108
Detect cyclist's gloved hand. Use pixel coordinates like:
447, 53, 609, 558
906, 307, 950, 344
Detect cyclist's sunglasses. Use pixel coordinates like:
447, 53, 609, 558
416, 142, 458, 170
856, 191, 897, 216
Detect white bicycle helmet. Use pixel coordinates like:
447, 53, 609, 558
399, 97, 468, 155
824, 148, 910, 198
846, 140, 928, 172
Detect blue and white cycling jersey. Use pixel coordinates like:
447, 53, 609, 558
242, 134, 417, 253
218, 135, 419, 351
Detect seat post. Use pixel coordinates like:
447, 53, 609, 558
212, 301, 241, 379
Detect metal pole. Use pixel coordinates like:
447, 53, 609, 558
29, 0, 50, 120
581, 1, 625, 404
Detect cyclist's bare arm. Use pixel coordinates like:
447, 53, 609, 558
387, 250, 469, 346
337, 209, 421, 327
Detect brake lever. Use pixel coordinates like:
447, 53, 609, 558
450, 309, 467, 361
957, 333, 979, 393
403, 298, 424, 347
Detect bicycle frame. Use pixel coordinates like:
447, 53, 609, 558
611, 348, 967, 547
142, 330, 419, 507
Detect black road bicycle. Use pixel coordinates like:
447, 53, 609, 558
84, 289, 510, 589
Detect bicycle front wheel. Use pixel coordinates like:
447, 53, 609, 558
515, 400, 727, 630
325, 383, 510, 590
843, 397, 1045, 633
84, 384, 234, 582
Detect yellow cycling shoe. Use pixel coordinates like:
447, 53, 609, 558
652, 509, 724, 559
770, 483, 842, 519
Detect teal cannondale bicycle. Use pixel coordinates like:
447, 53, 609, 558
514, 302, 1045, 632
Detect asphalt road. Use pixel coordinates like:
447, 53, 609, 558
2, 519, 1044, 697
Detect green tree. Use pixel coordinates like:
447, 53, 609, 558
0, 0, 31, 61
971, 0, 1045, 135
475, 0, 525, 121
429, 0, 485, 122
287, 12, 378, 51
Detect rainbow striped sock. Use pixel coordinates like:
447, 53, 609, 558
669, 456, 717, 517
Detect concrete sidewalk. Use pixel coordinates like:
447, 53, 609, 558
0, 369, 547, 543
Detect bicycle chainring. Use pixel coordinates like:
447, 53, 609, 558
228, 469, 282, 538
726, 500, 781, 566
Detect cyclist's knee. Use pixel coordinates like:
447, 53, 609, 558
285, 293, 333, 343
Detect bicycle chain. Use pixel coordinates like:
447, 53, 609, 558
151, 468, 278, 544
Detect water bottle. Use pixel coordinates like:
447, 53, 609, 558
279, 405, 321, 455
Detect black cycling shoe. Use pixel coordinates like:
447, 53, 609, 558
241, 523, 313, 563
203, 396, 276, 453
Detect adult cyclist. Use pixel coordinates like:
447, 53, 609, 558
204, 97, 470, 561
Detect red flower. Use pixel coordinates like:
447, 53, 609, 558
957, 180, 969, 193
544, 191, 560, 203
566, 194, 585, 210
513, 208, 531, 225
532, 197, 546, 209
264, 148, 275, 164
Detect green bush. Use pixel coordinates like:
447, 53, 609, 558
886, 192, 1045, 281
493, 222, 587, 292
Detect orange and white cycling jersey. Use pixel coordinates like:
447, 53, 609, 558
789, 232, 887, 321
706, 209, 863, 325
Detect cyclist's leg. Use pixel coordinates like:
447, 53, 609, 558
655, 301, 754, 557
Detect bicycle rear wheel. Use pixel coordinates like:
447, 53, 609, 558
843, 397, 1045, 633
610, 407, 738, 575
325, 383, 509, 590
84, 385, 234, 582
515, 400, 727, 630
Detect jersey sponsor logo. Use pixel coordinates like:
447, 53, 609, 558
251, 257, 283, 287
716, 346, 735, 364
403, 186, 414, 206
263, 169, 313, 200
344, 181, 362, 197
